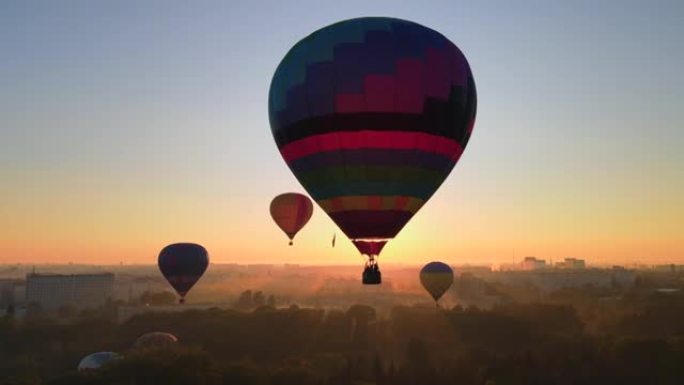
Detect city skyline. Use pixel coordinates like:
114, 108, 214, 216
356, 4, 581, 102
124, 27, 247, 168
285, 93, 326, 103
2, 1, 683, 265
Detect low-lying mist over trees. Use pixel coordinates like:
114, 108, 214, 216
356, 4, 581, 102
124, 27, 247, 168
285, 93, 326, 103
2, 264, 684, 384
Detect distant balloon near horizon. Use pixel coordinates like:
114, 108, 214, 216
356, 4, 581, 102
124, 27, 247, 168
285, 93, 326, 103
420, 261, 454, 305
135, 331, 178, 349
270, 192, 314, 245
269, 17, 477, 284
77, 352, 120, 371
158, 243, 209, 304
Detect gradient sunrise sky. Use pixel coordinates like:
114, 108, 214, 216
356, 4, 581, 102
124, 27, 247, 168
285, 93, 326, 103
1, 0, 682, 266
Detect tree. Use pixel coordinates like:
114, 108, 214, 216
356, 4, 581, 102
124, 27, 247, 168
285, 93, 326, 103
235, 290, 253, 310
406, 338, 429, 370
252, 291, 265, 308
24, 302, 46, 323
373, 354, 385, 385
347, 305, 376, 350
57, 304, 78, 319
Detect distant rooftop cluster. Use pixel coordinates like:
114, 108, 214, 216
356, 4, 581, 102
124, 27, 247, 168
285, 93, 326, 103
499, 257, 588, 271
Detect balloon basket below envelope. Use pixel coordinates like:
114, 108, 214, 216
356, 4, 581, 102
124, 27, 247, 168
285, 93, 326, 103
362, 260, 382, 285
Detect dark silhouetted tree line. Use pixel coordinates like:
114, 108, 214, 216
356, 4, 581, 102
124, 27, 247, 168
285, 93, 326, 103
2, 286, 684, 384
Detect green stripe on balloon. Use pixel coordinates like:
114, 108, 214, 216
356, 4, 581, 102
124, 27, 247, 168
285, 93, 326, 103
295, 166, 447, 200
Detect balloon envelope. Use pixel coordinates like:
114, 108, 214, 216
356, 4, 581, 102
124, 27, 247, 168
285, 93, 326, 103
78, 352, 119, 371
420, 262, 454, 302
135, 331, 178, 349
270, 192, 313, 244
268, 17, 476, 256
158, 243, 209, 301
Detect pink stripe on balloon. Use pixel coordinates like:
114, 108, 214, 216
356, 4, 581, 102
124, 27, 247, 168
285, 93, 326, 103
394, 196, 409, 210
335, 94, 365, 113
395, 59, 425, 113
425, 48, 451, 100
280, 131, 463, 162
368, 196, 382, 210
364, 75, 395, 112
449, 45, 468, 86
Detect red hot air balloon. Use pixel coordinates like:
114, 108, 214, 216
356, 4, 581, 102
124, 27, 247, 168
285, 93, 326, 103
158, 243, 209, 304
135, 332, 178, 349
270, 192, 313, 245
268, 17, 477, 284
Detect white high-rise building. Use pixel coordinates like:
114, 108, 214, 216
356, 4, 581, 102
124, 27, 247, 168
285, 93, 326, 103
557, 258, 586, 269
26, 273, 114, 310
522, 257, 547, 271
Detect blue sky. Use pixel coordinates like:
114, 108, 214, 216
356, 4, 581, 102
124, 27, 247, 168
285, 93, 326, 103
1, 1, 682, 264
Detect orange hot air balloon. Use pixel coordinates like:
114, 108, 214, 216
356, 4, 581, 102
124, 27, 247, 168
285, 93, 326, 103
270, 193, 313, 245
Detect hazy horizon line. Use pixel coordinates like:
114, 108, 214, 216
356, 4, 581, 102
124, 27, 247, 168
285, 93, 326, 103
1, 260, 681, 268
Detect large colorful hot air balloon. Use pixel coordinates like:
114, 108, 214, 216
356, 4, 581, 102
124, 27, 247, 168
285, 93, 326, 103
269, 17, 477, 284
158, 243, 209, 304
135, 331, 178, 349
270, 192, 313, 245
77, 352, 120, 371
420, 261, 454, 306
